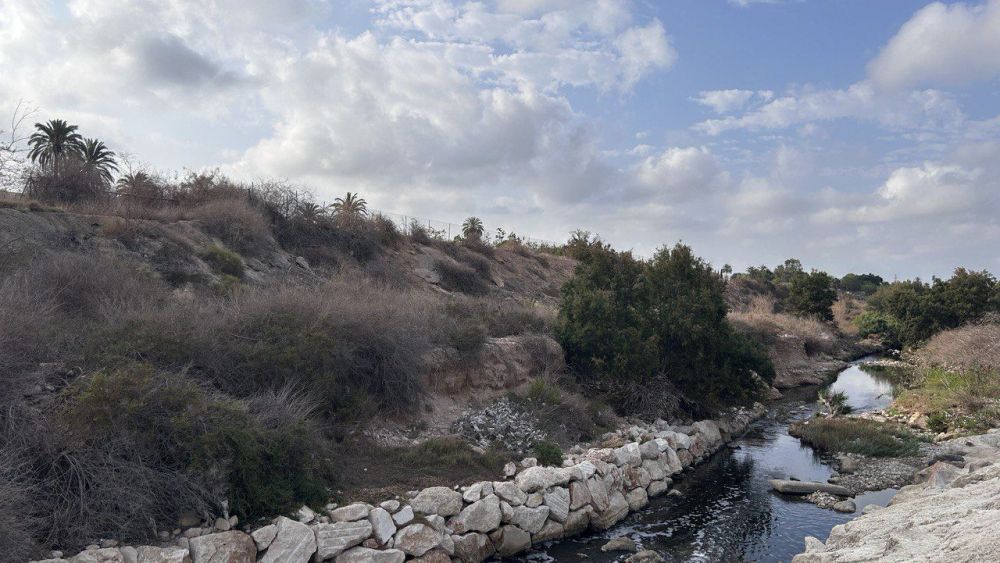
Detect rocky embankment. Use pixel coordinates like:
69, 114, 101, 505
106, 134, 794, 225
793, 431, 1000, 562
31, 406, 763, 563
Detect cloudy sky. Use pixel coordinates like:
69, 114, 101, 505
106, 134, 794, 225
2, 0, 999, 278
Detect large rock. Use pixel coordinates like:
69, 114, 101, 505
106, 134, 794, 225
586, 476, 610, 511
507, 505, 550, 534
543, 487, 570, 523
259, 517, 316, 563
515, 466, 571, 493
692, 420, 722, 447
638, 440, 660, 460
489, 525, 531, 557
68, 549, 125, 563
411, 487, 464, 517
532, 520, 564, 544
330, 504, 371, 523
770, 479, 852, 496
334, 547, 405, 563
591, 491, 629, 530
314, 521, 373, 561
367, 508, 396, 545
450, 494, 501, 533
492, 481, 527, 506
662, 447, 683, 475
189, 531, 256, 563
391, 506, 414, 527
642, 458, 666, 481
569, 480, 592, 510
251, 525, 278, 551
613, 443, 642, 467
647, 479, 671, 498
135, 546, 190, 563
393, 524, 443, 557
451, 533, 494, 563
563, 507, 592, 535
625, 487, 649, 511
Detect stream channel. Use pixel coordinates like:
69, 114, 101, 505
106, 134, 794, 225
531, 357, 898, 563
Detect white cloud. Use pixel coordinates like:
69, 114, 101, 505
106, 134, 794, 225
856, 162, 986, 222
868, 0, 1000, 90
634, 146, 729, 201
692, 89, 773, 114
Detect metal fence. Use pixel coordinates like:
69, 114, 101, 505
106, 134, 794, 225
365, 208, 559, 247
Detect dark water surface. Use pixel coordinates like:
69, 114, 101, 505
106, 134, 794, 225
531, 359, 898, 563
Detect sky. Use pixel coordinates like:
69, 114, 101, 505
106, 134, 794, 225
1, 0, 999, 279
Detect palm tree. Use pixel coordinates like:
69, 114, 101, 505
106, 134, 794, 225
27, 119, 83, 175
462, 217, 485, 240
331, 192, 368, 217
296, 201, 325, 222
80, 138, 118, 184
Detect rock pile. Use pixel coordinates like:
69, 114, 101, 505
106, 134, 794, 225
32, 405, 763, 563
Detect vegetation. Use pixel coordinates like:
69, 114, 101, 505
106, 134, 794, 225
859, 268, 999, 347
558, 242, 774, 416
533, 440, 564, 467
790, 418, 921, 457
462, 216, 485, 240
786, 270, 837, 320
838, 273, 885, 296
817, 389, 853, 416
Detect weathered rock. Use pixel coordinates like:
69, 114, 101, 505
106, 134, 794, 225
647, 479, 670, 498
296, 506, 317, 524
591, 491, 629, 530
836, 455, 859, 474
625, 487, 649, 511
861, 504, 882, 514
514, 466, 571, 493
120, 546, 138, 563
259, 517, 316, 563
543, 487, 570, 522
188, 531, 256, 563
451, 533, 494, 563
586, 476, 610, 512
492, 481, 527, 506
642, 458, 666, 481
601, 536, 637, 553
450, 494, 501, 533
638, 440, 660, 460
330, 503, 371, 523
410, 487, 464, 517
677, 449, 694, 467
625, 550, 665, 563
569, 480, 592, 510
770, 479, 852, 496
313, 520, 373, 561
832, 500, 856, 513
532, 520, 564, 544
134, 546, 190, 563
507, 505, 549, 533
408, 549, 450, 563
525, 492, 544, 508
249, 525, 277, 552
565, 461, 597, 482
390, 505, 414, 527
368, 508, 396, 545
613, 443, 642, 467
563, 507, 592, 535
489, 525, 531, 557
393, 524, 443, 557
503, 462, 517, 477
461, 482, 488, 503
69, 549, 125, 563
693, 420, 722, 447
334, 547, 406, 563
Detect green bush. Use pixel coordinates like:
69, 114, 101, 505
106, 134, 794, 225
558, 243, 774, 415
533, 440, 563, 467
854, 311, 901, 347
201, 245, 244, 278
786, 270, 836, 320
526, 378, 562, 404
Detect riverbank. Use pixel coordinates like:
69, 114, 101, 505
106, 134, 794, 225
30, 406, 766, 563
793, 430, 1000, 562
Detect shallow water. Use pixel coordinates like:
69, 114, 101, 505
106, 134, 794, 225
530, 358, 897, 563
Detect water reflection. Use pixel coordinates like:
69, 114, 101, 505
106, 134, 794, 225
533, 359, 900, 563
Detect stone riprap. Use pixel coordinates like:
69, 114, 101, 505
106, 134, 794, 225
32, 405, 762, 563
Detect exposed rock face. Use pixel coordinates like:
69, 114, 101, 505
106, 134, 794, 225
259, 517, 316, 563
451, 533, 494, 563
489, 526, 531, 557
368, 508, 397, 545
514, 466, 571, 493
251, 525, 277, 551
189, 531, 256, 563
334, 547, 406, 563
792, 433, 1000, 562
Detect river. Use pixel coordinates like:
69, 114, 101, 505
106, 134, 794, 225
531, 358, 899, 563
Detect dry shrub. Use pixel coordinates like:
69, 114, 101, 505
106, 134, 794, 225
832, 293, 864, 336
273, 214, 383, 265
188, 198, 272, 255
918, 322, 1000, 372
728, 294, 836, 355
0, 448, 37, 561
434, 258, 489, 295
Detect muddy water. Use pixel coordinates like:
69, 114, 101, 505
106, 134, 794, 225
531, 359, 898, 563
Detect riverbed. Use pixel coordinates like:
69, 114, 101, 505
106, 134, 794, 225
532, 359, 898, 562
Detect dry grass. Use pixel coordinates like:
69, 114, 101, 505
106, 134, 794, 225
917, 322, 1000, 372
832, 292, 865, 336
728, 294, 837, 355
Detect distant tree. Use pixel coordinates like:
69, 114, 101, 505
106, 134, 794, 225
773, 258, 804, 285
331, 192, 367, 217
115, 171, 163, 200
744, 265, 774, 283
295, 201, 325, 222
721, 264, 733, 280
839, 273, 885, 296
462, 217, 485, 240
27, 119, 83, 175
786, 270, 837, 320
79, 138, 118, 184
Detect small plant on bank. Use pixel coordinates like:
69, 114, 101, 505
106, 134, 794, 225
790, 418, 921, 457
201, 244, 245, 278
526, 378, 562, 405
533, 440, 563, 467
817, 389, 853, 416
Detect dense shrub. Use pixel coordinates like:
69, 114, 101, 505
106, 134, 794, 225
865, 268, 999, 347
558, 243, 774, 415
188, 198, 272, 255
786, 270, 836, 320
790, 418, 921, 457
838, 273, 885, 296
435, 258, 489, 295
273, 214, 383, 265
533, 440, 563, 466
0, 450, 37, 561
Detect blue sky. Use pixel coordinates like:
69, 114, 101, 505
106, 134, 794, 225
1, 0, 998, 279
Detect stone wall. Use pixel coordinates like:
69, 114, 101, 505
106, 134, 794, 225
31, 405, 764, 563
